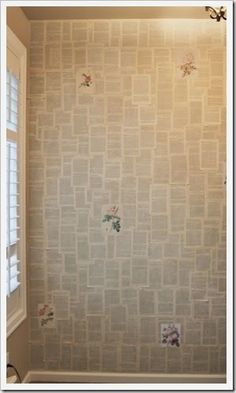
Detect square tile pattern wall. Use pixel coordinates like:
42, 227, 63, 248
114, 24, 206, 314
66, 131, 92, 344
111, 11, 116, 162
29, 19, 226, 373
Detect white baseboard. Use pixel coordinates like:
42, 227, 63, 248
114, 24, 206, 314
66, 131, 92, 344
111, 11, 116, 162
23, 370, 226, 384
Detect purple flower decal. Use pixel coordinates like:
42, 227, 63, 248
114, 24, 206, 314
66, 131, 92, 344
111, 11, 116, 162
161, 323, 180, 347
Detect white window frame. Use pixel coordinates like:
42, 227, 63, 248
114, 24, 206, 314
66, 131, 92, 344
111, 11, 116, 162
6, 27, 27, 337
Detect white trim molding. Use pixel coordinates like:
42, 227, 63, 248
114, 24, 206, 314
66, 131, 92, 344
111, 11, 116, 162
23, 370, 226, 384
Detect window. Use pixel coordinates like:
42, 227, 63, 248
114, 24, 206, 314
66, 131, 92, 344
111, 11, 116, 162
5, 28, 27, 337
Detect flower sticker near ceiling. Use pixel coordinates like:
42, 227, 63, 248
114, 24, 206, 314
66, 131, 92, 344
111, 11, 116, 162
179, 53, 197, 77
79, 73, 93, 88
102, 205, 121, 233
161, 323, 181, 347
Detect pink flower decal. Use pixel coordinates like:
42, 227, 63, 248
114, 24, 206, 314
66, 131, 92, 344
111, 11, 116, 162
179, 54, 197, 77
38, 304, 55, 327
102, 205, 121, 233
107, 206, 119, 216
80, 73, 92, 88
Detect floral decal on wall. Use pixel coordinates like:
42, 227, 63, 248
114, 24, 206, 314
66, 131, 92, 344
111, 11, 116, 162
179, 53, 197, 77
38, 304, 55, 328
79, 73, 93, 88
161, 323, 181, 347
102, 206, 121, 233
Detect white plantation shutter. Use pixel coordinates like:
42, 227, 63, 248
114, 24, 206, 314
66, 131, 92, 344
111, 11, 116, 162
7, 71, 19, 132
6, 28, 27, 336
6, 140, 20, 296
6, 64, 20, 298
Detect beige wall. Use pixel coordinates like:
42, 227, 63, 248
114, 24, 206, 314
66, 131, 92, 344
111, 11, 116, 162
7, 320, 29, 380
6, 6, 30, 381
21, 6, 209, 20
28, 19, 226, 375
7, 7, 30, 49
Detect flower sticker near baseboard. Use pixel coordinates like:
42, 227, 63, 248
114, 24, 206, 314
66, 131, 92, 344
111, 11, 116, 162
161, 323, 181, 347
79, 73, 93, 88
102, 205, 121, 233
38, 304, 55, 328
179, 53, 197, 77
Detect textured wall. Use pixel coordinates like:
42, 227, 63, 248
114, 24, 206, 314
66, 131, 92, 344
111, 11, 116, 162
29, 19, 226, 374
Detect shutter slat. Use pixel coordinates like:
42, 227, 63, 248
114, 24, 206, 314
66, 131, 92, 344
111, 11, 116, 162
7, 270, 20, 280
9, 258, 20, 268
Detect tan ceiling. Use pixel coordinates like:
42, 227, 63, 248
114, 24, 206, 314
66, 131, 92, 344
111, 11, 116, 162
20, 6, 208, 20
